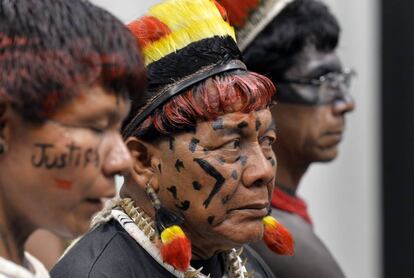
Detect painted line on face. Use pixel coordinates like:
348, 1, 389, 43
192, 181, 203, 191
158, 163, 162, 173
54, 178, 73, 190
194, 158, 225, 209
237, 121, 248, 129
212, 118, 224, 130
231, 170, 238, 180
176, 200, 190, 211
167, 186, 178, 199
207, 216, 215, 225
189, 138, 200, 153
175, 159, 185, 172
169, 137, 175, 151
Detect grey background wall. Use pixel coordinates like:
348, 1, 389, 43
91, 1, 381, 277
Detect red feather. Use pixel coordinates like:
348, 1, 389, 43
217, 0, 260, 27
263, 216, 294, 255
128, 16, 172, 49
160, 234, 192, 272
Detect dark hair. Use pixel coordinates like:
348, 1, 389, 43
0, 0, 146, 122
126, 70, 275, 141
243, 0, 340, 81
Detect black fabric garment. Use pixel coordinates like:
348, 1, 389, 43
250, 208, 345, 278
51, 219, 276, 278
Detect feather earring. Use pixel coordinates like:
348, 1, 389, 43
146, 184, 192, 271
262, 214, 294, 255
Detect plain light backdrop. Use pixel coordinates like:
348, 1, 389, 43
91, 1, 381, 277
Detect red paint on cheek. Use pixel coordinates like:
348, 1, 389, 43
54, 179, 73, 190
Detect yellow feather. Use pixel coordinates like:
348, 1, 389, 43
142, 0, 236, 65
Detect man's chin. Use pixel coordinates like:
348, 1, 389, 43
312, 146, 339, 162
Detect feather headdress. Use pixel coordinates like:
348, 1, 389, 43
123, 0, 246, 137
217, 0, 294, 50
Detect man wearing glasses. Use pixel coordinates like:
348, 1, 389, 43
218, 0, 355, 277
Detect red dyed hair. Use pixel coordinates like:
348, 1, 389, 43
133, 70, 275, 139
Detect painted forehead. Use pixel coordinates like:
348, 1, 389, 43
208, 109, 274, 134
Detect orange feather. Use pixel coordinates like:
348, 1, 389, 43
263, 215, 294, 255
218, 0, 260, 27
128, 16, 172, 49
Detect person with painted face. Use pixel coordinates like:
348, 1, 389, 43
51, 0, 294, 277
0, 0, 146, 277
217, 0, 355, 277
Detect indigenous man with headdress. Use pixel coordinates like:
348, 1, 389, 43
218, 0, 355, 277
0, 0, 146, 277
51, 0, 294, 277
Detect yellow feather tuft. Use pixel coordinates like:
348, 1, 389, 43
142, 0, 236, 65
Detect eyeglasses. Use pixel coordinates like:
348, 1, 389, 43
275, 68, 356, 105
280, 68, 356, 89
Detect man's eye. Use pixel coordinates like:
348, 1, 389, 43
260, 136, 275, 147
90, 126, 105, 134
222, 139, 241, 150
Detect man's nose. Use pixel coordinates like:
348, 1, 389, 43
241, 144, 275, 188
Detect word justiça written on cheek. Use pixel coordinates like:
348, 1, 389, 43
31, 142, 100, 169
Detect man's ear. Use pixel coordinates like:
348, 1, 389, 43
124, 136, 161, 191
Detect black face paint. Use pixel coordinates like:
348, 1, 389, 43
189, 138, 200, 153
237, 121, 248, 129
212, 118, 224, 130
167, 186, 178, 199
231, 170, 238, 180
255, 119, 262, 131
207, 216, 215, 225
158, 163, 162, 173
221, 195, 231, 204
169, 136, 175, 151
176, 200, 190, 211
175, 159, 184, 172
203, 148, 209, 155
236, 155, 248, 166
194, 158, 225, 208
192, 181, 202, 191
267, 157, 276, 166
217, 157, 226, 165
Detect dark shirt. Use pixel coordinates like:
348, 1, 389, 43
250, 208, 345, 278
51, 219, 275, 278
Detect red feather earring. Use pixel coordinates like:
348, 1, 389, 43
146, 185, 192, 272
262, 213, 294, 255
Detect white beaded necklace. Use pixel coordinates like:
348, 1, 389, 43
115, 198, 250, 278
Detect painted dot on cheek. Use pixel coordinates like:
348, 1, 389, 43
237, 156, 247, 166
169, 137, 175, 151
192, 181, 202, 191
237, 121, 248, 129
189, 138, 200, 153
54, 179, 73, 190
231, 170, 238, 180
207, 216, 215, 225
217, 157, 226, 165
175, 159, 184, 172
167, 186, 178, 199
212, 118, 224, 130
221, 195, 231, 204
176, 200, 190, 211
